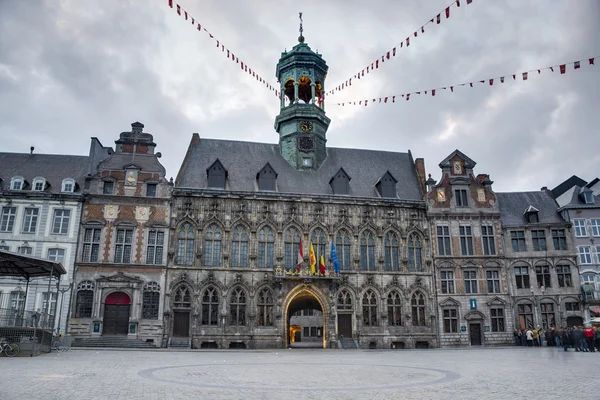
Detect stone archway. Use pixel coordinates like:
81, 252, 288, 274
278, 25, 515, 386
283, 284, 330, 348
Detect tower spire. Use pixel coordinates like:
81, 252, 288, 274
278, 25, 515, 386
298, 12, 304, 43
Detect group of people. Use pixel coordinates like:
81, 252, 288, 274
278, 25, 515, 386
514, 326, 600, 352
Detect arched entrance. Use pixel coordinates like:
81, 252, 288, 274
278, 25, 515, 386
103, 291, 130, 335
283, 285, 328, 348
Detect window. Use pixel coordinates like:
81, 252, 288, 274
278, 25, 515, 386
177, 223, 195, 265
257, 288, 274, 326
303, 327, 309, 337
595, 246, 600, 264
440, 271, 455, 294
384, 231, 399, 271
114, 229, 133, 263
284, 227, 301, 268
10, 290, 25, 310
578, 246, 592, 264
540, 302, 555, 329
565, 302, 580, 311
18, 245, 32, 255
360, 230, 376, 271
0, 207, 17, 232
41, 292, 57, 315
22, 208, 39, 233
535, 265, 551, 288
62, 179, 75, 193
146, 183, 157, 197
82, 228, 101, 262
387, 291, 402, 326
142, 282, 160, 319
376, 172, 397, 198
436, 226, 451, 256
464, 270, 478, 294
336, 229, 352, 270
408, 233, 422, 272
32, 178, 45, 191
75, 281, 94, 318
47, 248, 65, 264
302, 158, 312, 167
582, 275, 595, 284
591, 219, 600, 237
459, 226, 474, 255
229, 287, 246, 326
556, 265, 572, 287
584, 191, 595, 204
258, 226, 275, 268
257, 163, 277, 191
146, 231, 164, 264
311, 228, 327, 269
10, 177, 23, 190
482, 225, 496, 255
517, 303, 534, 329
204, 224, 222, 266
531, 230, 547, 251
330, 168, 350, 195
362, 290, 378, 326
52, 209, 71, 234
552, 229, 567, 250
173, 286, 191, 308
337, 290, 353, 311
510, 231, 526, 252
574, 219, 587, 237
201, 286, 219, 325
231, 225, 249, 267
103, 181, 114, 195
490, 308, 505, 332
515, 266, 530, 289
455, 189, 468, 207
411, 292, 426, 326
486, 270, 501, 293
207, 160, 227, 188
443, 308, 458, 333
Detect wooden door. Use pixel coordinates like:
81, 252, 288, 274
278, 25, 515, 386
469, 323, 482, 346
337, 314, 352, 339
173, 311, 190, 337
104, 305, 130, 335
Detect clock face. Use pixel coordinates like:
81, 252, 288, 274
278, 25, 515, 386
298, 135, 315, 151
300, 121, 313, 132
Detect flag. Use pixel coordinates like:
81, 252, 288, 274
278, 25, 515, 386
446, 7, 450, 18
560, 64, 566, 74
574, 61, 580, 69
297, 239, 304, 270
319, 255, 326, 275
331, 242, 340, 274
309, 242, 317, 275
522, 72, 528, 80
177, 4, 181, 15
168, 0, 173, 7
590, 58, 595, 65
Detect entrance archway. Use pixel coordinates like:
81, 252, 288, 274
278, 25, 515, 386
283, 285, 328, 348
103, 291, 130, 335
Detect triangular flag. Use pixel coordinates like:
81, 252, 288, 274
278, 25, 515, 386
456, 0, 460, 6
386, 51, 390, 59
450, 86, 454, 92
197, 23, 201, 31
384, 97, 388, 103
589, 58, 595, 65
392, 96, 396, 102
406, 37, 410, 46
393, 47, 397, 56
432, 89, 436, 96
176, 4, 181, 15
184, 11, 187, 20
467, 0, 472, 3
469, 82, 473, 87
500, 76, 505, 83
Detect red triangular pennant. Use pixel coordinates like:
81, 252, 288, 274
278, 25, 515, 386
384, 97, 388, 103
456, 0, 460, 6
386, 51, 390, 59
376, 60, 379, 69
469, 82, 473, 87
421, 27, 425, 33
466, 0, 472, 3
446, 7, 450, 18
197, 23, 201, 31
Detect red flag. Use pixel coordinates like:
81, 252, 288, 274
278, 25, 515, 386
318, 255, 326, 275
522, 72, 528, 80
574, 61, 581, 69
349, 78, 352, 86
373, 98, 376, 102
240, 63, 243, 70
393, 47, 397, 56
421, 27, 425, 33
216, 41, 219, 47
414, 31, 418, 37
197, 23, 201, 31
384, 97, 388, 103
500, 77, 505, 83
365, 100, 368, 106
359, 100, 362, 105
184, 11, 188, 20
227, 50, 230, 57
467, 0, 472, 3
560, 64, 566, 74
590, 58, 595, 65
168, 0, 173, 8
469, 82, 473, 87
432, 89, 436, 96
176, 4, 181, 15
386, 51, 390, 59
437, 14, 441, 24
297, 240, 304, 270
376, 60, 379, 69
406, 37, 410, 46
489, 79, 493, 85
191, 18, 194, 24
537, 69, 541, 74
512, 74, 516, 80
406, 93, 410, 101
392, 96, 396, 102
450, 86, 454, 92
446, 7, 450, 18
456, 0, 460, 6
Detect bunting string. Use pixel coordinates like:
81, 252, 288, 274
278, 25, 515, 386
334, 57, 596, 106
326, 0, 477, 97
167, 0, 280, 98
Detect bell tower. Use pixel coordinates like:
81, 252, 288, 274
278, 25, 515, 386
274, 13, 330, 170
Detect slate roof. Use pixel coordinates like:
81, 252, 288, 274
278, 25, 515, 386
98, 153, 166, 175
551, 175, 587, 198
176, 136, 423, 201
496, 191, 566, 226
0, 152, 89, 194
560, 185, 600, 208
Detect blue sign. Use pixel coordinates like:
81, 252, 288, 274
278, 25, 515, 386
469, 298, 477, 310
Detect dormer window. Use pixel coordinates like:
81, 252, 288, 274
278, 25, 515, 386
207, 159, 227, 189
62, 179, 75, 193
582, 189, 595, 205
103, 181, 114, 195
329, 168, 351, 195
524, 205, 540, 223
376, 171, 398, 198
32, 178, 45, 191
10, 177, 24, 190
257, 163, 277, 191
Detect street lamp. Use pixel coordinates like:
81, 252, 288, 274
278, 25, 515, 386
55, 281, 73, 335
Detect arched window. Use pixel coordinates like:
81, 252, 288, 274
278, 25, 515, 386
173, 285, 191, 308
229, 287, 246, 326
257, 288, 274, 326
337, 289, 353, 311
61, 178, 75, 193
258, 226, 275, 268
201, 286, 219, 325
411, 292, 426, 326
284, 227, 301, 268
32, 177, 46, 191
360, 230, 376, 271
384, 231, 400, 271
387, 290, 402, 326
75, 280, 94, 318
177, 223, 195, 265
408, 233, 423, 272
142, 282, 160, 319
231, 225, 249, 267
10, 176, 24, 191
204, 224, 222, 267
335, 229, 352, 270
362, 290, 378, 326
310, 228, 328, 265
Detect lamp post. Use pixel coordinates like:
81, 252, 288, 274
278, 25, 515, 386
56, 281, 73, 335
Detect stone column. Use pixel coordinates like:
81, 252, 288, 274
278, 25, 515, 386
294, 82, 299, 104
280, 86, 285, 109
311, 83, 316, 104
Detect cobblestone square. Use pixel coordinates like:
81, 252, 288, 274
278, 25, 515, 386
1, 347, 597, 400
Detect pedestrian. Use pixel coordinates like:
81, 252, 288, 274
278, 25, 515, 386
585, 326, 595, 352
594, 326, 600, 352
561, 328, 570, 351
526, 328, 534, 347
31, 308, 41, 328
572, 326, 584, 352
532, 328, 539, 346
514, 329, 520, 346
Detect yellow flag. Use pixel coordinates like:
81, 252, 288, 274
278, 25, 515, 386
309, 242, 317, 274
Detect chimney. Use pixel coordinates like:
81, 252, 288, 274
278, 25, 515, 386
30, 146, 34, 155
414, 158, 427, 196
479, 174, 494, 191
131, 121, 144, 134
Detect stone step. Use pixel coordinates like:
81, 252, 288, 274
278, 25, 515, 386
72, 337, 158, 348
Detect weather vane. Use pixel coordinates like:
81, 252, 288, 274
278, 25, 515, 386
299, 12, 304, 42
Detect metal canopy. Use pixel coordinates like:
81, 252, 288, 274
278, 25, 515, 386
0, 250, 66, 279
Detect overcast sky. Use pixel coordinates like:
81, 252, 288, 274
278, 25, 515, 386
1, 0, 598, 192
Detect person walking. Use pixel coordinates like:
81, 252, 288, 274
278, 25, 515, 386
561, 328, 570, 351
526, 328, 534, 347
572, 326, 584, 352
514, 329, 520, 346
585, 326, 595, 352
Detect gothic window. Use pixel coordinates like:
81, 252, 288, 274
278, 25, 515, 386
310, 228, 327, 266
75, 281, 94, 318
229, 287, 247, 326
204, 224, 222, 267
335, 229, 352, 270
82, 228, 101, 262
201, 286, 220, 325
257, 288, 274, 326
360, 230, 376, 271
231, 225, 249, 267
337, 290, 353, 311
173, 285, 192, 308
329, 168, 350, 195
207, 159, 227, 189
384, 231, 400, 271
376, 171, 397, 198
362, 290, 378, 326
408, 233, 423, 272
142, 282, 160, 319
258, 226, 275, 268
284, 227, 301, 268
257, 163, 277, 191
411, 292, 426, 326
387, 290, 402, 326
177, 223, 195, 265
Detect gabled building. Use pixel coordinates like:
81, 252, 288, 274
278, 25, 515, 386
426, 150, 512, 347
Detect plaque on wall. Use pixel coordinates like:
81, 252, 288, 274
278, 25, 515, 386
477, 189, 486, 203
